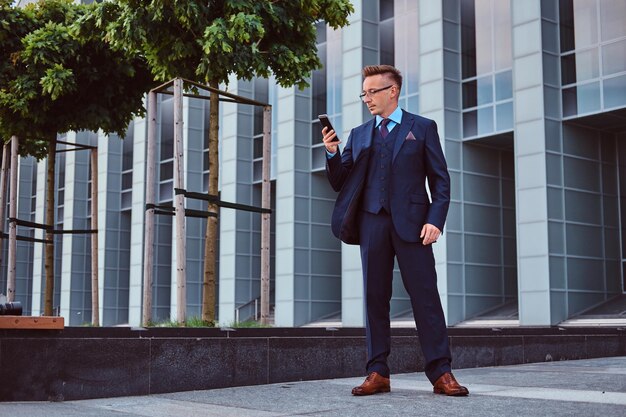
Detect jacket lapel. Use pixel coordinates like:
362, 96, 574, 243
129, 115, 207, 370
392, 110, 415, 164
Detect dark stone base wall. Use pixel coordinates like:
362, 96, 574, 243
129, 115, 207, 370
1, 326, 625, 401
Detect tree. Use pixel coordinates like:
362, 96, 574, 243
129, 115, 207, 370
88, 0, 354, 324
0, 0, 155, 317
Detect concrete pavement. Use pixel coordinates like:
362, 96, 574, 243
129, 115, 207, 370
2, 356, 625, 417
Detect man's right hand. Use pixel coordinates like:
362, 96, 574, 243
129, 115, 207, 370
322, 126, 340, 154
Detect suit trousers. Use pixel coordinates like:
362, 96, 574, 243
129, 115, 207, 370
358, 209, 452, 384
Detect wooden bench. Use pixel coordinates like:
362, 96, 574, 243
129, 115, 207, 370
0, 316, 64, 329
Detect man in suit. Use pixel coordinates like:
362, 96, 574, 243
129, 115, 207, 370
323, 65, 468, 397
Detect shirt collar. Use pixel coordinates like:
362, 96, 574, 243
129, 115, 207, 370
375, 106, 403, 128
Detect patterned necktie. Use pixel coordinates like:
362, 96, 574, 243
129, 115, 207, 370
380, 118, 391, 139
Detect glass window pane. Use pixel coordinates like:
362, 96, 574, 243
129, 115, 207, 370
577, 81, 601, 114
122, 172, 132, 190
408, 94, 419, 114
160, 98, 174, 160
494, 0, 512, 70
311, 43, 326, 119
600, 0, 626, 41
574, 48, 599, 81
495, 71, 512, 101
463, 80, 477, 108
477, 75, 493, 106
312, 147, 326, 171
160, 161, 173, 181
603, 74, 626, 109
477, 107, 494, 136
561, 53, 577, 85
559, 0, 575, 52
254, 137, 263, 159
121, 191, 131, 209
379, 19, 395, 66
463, 110, 477, 137
475, 0, 493, 75
315, 21, 326, 44
573, 0, 598, 48
159, 182, 173, 202
311, 121, 322, 146
253, 161, 262, 182
496, 102, 513, 131
380, 0, 394, 20
602, 39, 626, 76
461, 0, 477, 79
562, 86, 578, 117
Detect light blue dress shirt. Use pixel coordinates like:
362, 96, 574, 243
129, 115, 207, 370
326, 106, 403, 158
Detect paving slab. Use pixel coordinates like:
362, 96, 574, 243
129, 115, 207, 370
1, 357, 625, 417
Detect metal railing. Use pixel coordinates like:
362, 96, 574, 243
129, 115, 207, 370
235, 297, 259, 324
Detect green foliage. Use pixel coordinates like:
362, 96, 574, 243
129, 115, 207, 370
147, 316, 216, 327
0, 0, 156, 159
230, 320, 272, 328
85, 0, 354, 88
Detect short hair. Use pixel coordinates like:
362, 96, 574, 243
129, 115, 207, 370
362, 65, 403, 92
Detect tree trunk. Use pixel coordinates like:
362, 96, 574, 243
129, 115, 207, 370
143, 91, 158, 326
90, 148, 99, 326
0, 143, 9, 281
44, 136, 56, 316
7, 136, 19, 302
202, 80, 220, 323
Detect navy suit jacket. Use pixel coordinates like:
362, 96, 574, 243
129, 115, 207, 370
326, 110, 450, 244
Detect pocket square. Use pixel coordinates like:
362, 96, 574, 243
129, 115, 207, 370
405, 131, 416, 141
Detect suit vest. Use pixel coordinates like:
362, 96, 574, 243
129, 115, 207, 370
361, 123, 399, 214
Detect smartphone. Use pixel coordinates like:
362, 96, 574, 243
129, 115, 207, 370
318, 114, 339, 142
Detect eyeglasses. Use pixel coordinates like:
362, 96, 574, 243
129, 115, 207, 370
359, 85, 394, 100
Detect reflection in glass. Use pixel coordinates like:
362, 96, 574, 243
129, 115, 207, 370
477, 107, 493, 135
573, 0, 598, 48
311, 121, 322, 146
562, 86, 577, 117
477, 75, 492, 106
475, 0, 493, 75
574, 48, 599, 81
311, 42, 326, 120
160, 161, 173, 181
600, 0, 626, 41
254, 137, 263, 159
463, 80, 477, 108
561, 53, 577, 85
603, 74, 626, 109
327, 27, 343, 117
253, 78, 268, 136
577, 81, 601, 114
496, 102, 513, 131
160, 98, 174, 160
408, 94, 419, 114
495, 71, 512, 101
380, 0, 394, 20
380, 18, 395, 66
493, 0, 511, 70
559, 0, 575, 52
394, 1, 419, 95
461, 0, 476, 79
463, 111, 477, 137
602, 39, 626, 76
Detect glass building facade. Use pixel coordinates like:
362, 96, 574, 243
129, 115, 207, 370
3, 0, 626, 327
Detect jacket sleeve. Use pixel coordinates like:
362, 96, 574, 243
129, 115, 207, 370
325, 129, 354, 192
423, 120, 450, 231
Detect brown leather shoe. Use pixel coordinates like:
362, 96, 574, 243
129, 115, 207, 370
351, 372, 391, 396
433, 372, 469, 396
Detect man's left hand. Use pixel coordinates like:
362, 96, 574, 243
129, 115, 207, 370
420, 223, 441, 245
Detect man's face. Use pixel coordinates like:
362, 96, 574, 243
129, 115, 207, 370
361, 74, 398, 117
